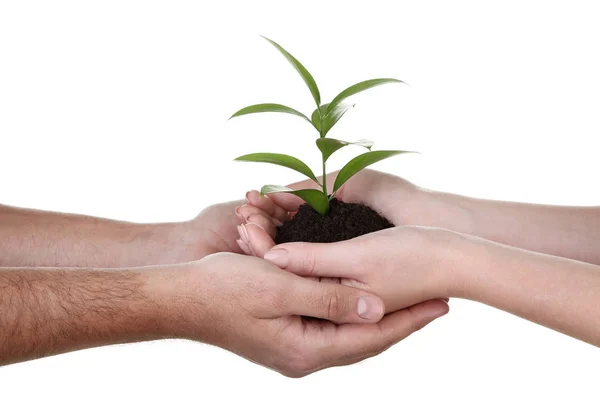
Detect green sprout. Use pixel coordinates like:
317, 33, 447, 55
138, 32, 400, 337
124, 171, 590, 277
231, 36, 415, 216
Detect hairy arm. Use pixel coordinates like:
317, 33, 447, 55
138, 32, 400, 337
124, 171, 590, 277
418, 190, 600, 265
0, 266, 169, 366
0, 255, 434, 375
0, 204, 203, 268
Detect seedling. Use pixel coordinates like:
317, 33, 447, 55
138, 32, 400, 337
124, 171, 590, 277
231, 36, 414, 216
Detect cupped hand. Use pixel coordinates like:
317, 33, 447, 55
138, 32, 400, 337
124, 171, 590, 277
259, 226, 464, 313
233, 169, 446, 256
156, 252, 448, 377
171, 200, 248, 261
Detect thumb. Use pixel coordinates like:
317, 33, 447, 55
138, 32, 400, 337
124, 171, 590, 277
287, 277, 385, 323
264, 241, 364, 280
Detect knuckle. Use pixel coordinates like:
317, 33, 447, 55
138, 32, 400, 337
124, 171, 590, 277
323, 287, 347, 321
300, 247, 317, 275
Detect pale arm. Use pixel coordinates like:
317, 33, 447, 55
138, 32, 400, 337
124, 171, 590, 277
416, 190, 600, 265
453, 233, 600, 346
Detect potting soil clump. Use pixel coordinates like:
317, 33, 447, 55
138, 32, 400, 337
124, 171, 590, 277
275, 198, 394, 244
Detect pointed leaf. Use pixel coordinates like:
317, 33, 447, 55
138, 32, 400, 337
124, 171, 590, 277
235, 153, 318, 183
261, 185, 329, 215
316, 138, 374, 162
310, 102, 353, 137
327, 78, 406, 117
321, 102, 354, 136
333, 150, 416, 193
311, 104, 324, 132
230, 103, 311, 123
262, 36, 321, 108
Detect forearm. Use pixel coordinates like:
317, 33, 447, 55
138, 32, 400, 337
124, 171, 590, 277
0, 204, 199, 267
452, 235, 600, 346
418, 190, 600, 264
0, 265, 176, 366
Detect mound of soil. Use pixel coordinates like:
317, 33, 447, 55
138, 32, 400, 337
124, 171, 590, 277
275, 198, 394, 244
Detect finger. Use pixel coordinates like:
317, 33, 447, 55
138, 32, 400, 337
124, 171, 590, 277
236, 239, 252, 256
246, 190, 291, 222
236, 204, 282, 227
319, 299, 449, 366
245, 213, 277, 238
263, 241, 363, 279
286, 278, 385, 324
237, 224, 257, 256
263, 192, 306, 213
245, 223, 276, 258
377, 299, 449, 342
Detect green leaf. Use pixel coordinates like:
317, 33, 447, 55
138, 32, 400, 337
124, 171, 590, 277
310, 102, 353, 137
332, 150, 416, 193
311, 104, 323, 132
327, 78, 406, 117
262, 36, 321, 108
321, 102, 354, 136
229, 103, 311, 123
235, 153, 318, 183
316, 138, 374, 162
261, 185, 329, 216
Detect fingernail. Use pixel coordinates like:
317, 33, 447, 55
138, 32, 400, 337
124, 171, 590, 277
247, 241, 257, 256
236, 239, 251, 254
235, 206, 244, 219
245, 191, 251, 203
264, 248, 288, 268
357, 296, 384, 321
237, 224, 249, 243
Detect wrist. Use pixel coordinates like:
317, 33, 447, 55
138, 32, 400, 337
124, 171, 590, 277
141, 261, 212, 341
133, 221, 206, 265
438, 230, 491, 300
412, 188, 477, 235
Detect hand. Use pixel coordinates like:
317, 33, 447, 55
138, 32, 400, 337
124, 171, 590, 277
236, 168, 432, 231
152, 252, 449, 377
171, 200, 247, 261
233, 169, 458, 256
253, 226, 461, 313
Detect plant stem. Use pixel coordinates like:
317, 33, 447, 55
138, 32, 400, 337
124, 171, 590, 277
321, 155, 327, 197
318, 109, 328, 198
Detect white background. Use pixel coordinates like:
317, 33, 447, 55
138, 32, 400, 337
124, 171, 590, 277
1, 0, 599, 399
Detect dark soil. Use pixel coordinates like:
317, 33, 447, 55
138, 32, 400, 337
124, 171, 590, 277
275, 198, 394, 244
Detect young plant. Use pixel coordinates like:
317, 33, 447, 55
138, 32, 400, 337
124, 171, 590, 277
231, 37, 414, 216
